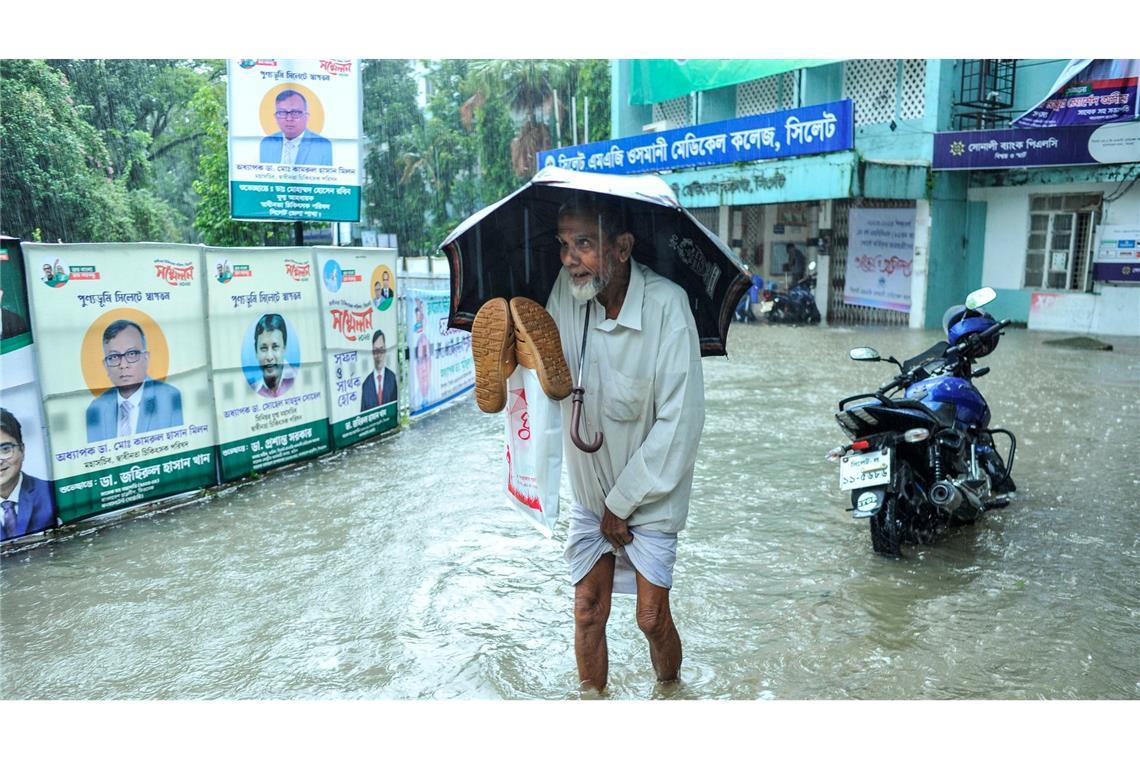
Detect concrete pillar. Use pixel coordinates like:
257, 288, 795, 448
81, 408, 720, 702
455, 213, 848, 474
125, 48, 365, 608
910, 199, 931, 329
611, 60, 654, 139
814, 249, 830, 326
718, 204, 731, 247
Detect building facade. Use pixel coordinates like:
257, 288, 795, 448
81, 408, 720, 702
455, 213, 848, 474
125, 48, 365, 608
545, 59, 1139, 336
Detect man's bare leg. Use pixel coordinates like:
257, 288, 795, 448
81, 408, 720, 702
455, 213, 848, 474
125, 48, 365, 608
635, 570, 681, 682
574, 553, 615, 692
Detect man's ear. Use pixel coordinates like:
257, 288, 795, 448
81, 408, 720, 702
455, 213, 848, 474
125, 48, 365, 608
615, 232, 635, 262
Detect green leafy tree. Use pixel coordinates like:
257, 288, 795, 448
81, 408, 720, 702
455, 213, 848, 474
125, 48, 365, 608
0, 59, 133, 242
190, 81, 294, 246
574, 59, 611, 144
469, 59, 569, 177
362, 59, 431, 256
474, 90, 519, 205
46, 59, 218, 242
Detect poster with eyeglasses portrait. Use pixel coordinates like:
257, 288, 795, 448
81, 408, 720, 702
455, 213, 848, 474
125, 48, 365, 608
314, 247, 400, 449
22, 243, 218, 524
226, 59, 362, 223
1, 237, 58, 542
204, 247, 330, 482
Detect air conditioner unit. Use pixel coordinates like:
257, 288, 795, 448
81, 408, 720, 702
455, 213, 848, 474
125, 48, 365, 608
642, 120, 668, 133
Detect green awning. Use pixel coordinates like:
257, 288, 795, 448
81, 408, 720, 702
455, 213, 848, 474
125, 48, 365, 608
629, 59, 842, 105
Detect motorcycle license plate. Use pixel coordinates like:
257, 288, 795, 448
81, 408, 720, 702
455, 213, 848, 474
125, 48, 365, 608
839, 449, 891, 491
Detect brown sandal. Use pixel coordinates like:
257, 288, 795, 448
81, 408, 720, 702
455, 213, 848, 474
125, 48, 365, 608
510, 297, 571, 401
471, 297, 517, 413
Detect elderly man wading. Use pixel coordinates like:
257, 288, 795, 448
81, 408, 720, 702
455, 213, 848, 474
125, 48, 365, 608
471, 192, 705, 692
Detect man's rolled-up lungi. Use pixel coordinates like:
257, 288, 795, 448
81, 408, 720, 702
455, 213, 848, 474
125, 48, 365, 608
564, 502, 678, 595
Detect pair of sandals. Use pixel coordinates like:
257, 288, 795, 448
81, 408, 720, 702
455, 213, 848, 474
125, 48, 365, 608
472, 297, 571, 413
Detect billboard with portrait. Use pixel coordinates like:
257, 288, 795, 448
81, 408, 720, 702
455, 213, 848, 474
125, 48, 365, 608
314, 247, 400, 448
205, 248, 330, 481
405, 288, 474, 417
22, 243, 218, 523
1, 237, 58, 542
226, 58, 362, 223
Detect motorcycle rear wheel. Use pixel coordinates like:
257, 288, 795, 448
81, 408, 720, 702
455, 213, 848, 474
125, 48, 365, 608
870, 495, 903, 557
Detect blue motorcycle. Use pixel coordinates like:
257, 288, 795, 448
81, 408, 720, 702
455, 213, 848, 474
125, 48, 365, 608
826, 287, 1017, 556
762, 261, 821, 324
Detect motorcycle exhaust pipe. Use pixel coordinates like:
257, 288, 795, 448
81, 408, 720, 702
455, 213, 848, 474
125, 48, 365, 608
929, 480, 963, 513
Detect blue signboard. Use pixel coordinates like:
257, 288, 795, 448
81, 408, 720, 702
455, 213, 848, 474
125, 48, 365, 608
538, 100, 854, 175
934, 121, 1140, 170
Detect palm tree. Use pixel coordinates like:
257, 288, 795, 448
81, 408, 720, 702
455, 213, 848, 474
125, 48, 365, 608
469, 59, 569, 177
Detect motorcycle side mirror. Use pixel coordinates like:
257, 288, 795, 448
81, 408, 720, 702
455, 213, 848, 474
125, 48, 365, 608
965, 287, 997, 310
849, 347, 880, 362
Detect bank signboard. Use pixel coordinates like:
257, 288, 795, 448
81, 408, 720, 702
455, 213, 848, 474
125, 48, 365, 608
226, 59, 362, 222
934, 121, 1140, 170
538, 100, 854, 175
1092, 225, 1140, 282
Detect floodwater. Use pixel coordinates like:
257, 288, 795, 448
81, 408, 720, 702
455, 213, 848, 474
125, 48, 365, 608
2, 322, 1138, 700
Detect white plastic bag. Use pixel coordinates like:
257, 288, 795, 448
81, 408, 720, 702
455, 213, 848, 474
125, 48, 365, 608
503, 365, 562, 536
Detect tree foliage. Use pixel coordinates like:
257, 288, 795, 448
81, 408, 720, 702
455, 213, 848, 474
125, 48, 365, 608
1, 58, 219, 243
2, 58, 613, 253
189, 81, 296, 247
361, 59, 432, 257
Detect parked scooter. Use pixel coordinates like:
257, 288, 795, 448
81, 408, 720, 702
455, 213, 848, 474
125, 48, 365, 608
825, 287, 1017, 556
760, 261, 821, 324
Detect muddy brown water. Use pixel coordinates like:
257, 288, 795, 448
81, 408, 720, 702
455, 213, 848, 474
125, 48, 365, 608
2, 323, 1137, 699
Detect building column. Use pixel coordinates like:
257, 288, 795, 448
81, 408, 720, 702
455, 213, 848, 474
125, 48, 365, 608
910, 199, 931, 329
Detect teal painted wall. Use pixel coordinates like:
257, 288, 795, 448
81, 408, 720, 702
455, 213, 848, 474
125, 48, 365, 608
926, 172, 971, 328
861, 162, 928, 199
612, 60, 653, 139
800, 63, 843, 106
699, 85, 736, 123
1008, 59, 1071, 115
667, 152, 858, 208
964, 201, 987, 292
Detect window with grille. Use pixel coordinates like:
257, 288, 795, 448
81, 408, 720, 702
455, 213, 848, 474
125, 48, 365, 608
843, 59, 899, 125
1023, 193, 1102, 291
652, 96, 691, 129
736, 73, 797, 117
688, 206, 719, 232
900, 59, 926, 120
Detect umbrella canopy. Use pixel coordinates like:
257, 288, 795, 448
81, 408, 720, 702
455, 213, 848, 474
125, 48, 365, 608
439, 167, 752, 357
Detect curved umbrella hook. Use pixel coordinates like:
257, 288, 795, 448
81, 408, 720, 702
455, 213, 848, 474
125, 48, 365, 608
570, 387, 603, 453
570, 304, 603, 453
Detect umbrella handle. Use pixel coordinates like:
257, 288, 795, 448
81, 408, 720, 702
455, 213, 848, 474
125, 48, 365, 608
569, 387, 603, 453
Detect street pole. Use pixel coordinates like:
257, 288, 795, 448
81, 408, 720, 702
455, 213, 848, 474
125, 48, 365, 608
294, 221, 304, 246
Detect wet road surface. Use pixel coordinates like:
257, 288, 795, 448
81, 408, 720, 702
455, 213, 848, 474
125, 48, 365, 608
2, 322, 1137, 699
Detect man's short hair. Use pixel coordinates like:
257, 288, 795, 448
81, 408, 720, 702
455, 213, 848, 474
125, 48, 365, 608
254, 313, 288, 347
275, 89, 308, 109
103, 319, 147, 349
0, 407, 23, 446
371, 329, 386, 345
557, 193, 631, 241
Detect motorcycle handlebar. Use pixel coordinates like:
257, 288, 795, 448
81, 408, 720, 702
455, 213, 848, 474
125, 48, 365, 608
945, 318, 1011, 359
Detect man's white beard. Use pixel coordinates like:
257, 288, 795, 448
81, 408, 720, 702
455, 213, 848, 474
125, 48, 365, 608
569, 276, 604, 302
569, 262, 612, 303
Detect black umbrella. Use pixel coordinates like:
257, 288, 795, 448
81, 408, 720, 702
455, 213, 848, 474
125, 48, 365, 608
439, 167, 752, 358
